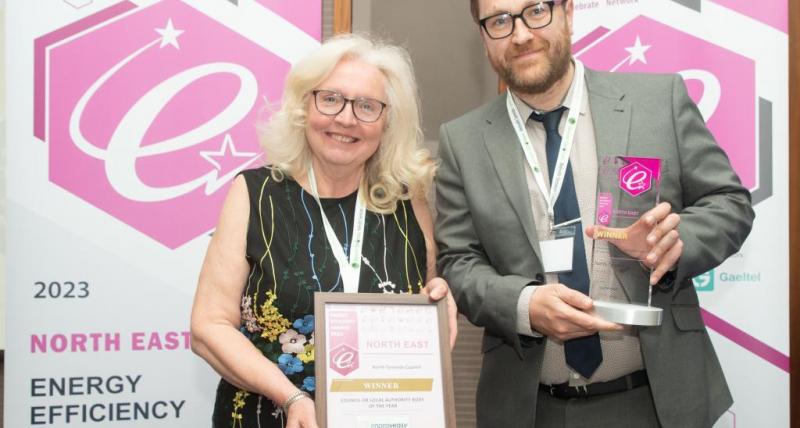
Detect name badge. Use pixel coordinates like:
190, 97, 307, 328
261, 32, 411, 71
540, 225, 576, 273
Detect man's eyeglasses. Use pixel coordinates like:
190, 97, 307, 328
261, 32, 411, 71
479, 1, 562, 40
312, 90, 387, 123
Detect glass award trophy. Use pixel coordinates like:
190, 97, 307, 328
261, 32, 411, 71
590, 156, 663, 326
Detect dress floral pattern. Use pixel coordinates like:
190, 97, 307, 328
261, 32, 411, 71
212, 168, 427, 428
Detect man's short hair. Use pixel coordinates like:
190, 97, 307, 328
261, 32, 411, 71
469, 0, 480, 23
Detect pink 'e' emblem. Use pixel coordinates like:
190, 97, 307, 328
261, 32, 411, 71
328, 310, 359, 376
329, 344, 359, 377
34, 0, 307, 248
619, 162, 653, 197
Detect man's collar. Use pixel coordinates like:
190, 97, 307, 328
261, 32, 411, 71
511, 59, 579, 120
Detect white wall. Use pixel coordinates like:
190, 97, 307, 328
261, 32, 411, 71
351, 3, 496, 426
1, 0, 7, 351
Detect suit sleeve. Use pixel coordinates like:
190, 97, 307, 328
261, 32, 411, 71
435, 123, 535, 355
671, 74, 755, 286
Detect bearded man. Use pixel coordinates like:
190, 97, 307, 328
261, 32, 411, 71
434, 1, 754, 427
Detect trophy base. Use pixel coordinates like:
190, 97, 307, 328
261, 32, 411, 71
593, 301, 662, 326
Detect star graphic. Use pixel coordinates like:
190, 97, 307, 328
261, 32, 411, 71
625, 36, 651, 65
155, 19, 184, 49
199, 134, 263, 194
200, 134, 261, 177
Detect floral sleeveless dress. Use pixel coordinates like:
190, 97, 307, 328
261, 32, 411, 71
211, 168, 427, 428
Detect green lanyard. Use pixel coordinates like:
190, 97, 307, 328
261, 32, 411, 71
506, 60, 586, 228
308, 165, 366, 293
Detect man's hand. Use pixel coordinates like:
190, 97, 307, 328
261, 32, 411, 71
422, 277, 458, 350
586, 202, 683, 285
529, 283, 622, 341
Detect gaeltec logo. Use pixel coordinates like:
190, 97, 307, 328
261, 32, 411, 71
693, 270, 715, 292
33, 0, 319, 248
693, 267, 761, 292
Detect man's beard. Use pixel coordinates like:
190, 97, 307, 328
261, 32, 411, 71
490, 28, 572, 96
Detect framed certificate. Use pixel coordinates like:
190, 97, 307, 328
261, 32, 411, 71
314, 293, 456, 428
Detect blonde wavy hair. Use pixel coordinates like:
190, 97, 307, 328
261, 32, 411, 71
260, 33, 435, 214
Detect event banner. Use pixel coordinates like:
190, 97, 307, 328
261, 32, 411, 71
572, 1, 789, 426
5, 0, 319, 426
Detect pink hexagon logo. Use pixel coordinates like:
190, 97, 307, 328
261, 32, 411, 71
329, 344, 359, 377
576, 16, 757, 193
618, 161, 652, 197
32, 0, 314, 248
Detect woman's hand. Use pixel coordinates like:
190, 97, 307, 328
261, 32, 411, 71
422, 277, 458, 350
285, 396, 318, 428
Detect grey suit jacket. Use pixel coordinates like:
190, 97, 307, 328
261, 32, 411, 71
435, 68, 754, 428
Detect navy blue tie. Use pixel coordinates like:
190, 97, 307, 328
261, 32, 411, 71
531, 108, 602, 379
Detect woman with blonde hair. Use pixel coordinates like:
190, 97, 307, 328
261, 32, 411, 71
190, 34, 457, 428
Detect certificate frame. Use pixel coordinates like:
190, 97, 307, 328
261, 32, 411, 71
314, 293, 456, 428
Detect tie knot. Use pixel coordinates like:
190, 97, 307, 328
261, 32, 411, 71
530, 107, 566, 134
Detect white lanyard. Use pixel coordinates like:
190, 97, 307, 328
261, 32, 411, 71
308, 165, 367, 293
506, 60, 586, 227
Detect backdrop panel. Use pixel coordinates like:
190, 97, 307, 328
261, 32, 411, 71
5, 0, 320, 426
573, 1, 789, 426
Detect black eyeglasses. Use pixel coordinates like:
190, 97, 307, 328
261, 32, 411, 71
479, 1, 562, 40
312, 90, 387, 123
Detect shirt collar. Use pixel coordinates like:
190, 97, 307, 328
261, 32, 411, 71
511, 60, 579, 121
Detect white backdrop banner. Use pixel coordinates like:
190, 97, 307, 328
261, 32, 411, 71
5, 0, 320, 426
573, 1, 789, 426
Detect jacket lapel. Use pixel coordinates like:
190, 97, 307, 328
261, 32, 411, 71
586, 68, 632, 227
585, 68, 631, 159
482, 96, 543, 265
